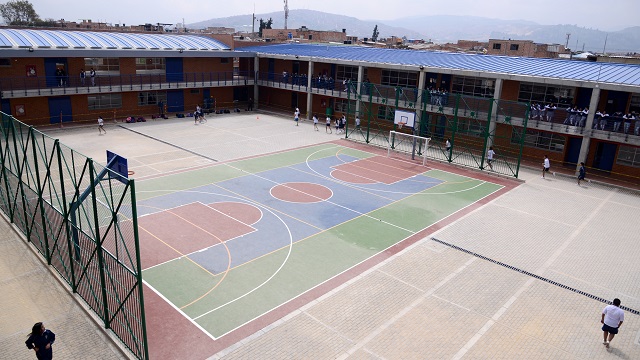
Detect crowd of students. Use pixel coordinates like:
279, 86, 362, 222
530, 103, 640, 135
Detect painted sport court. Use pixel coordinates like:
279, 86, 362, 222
129, 137, 516, 357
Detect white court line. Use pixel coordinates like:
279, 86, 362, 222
452, 188, 617, 359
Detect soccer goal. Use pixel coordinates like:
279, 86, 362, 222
387, 131, 431, 166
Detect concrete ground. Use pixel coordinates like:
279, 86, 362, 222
1, 112, 639, 359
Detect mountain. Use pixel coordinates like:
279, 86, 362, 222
189, 11, 640, 54
188, 9, 425, 40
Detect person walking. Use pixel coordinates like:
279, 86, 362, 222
577, 162, 586, 186
445, 139, 451, 152
294, 108, 300, 126
98, 116, 106, 134
247, 97, 253, 111
325, 116, 332, 134
487, 146, 495, 171
601, 298, 624, 348
542, 155, 551, 178
312, 114, 319, 131
25, 322, 55, 360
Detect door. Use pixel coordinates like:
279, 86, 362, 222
166, 58, 183, 82
291, 92, 298, 110
1, 99, 11, 115
563, 137, 582, 165
48, 97, 72, 124
166, 90, 184, 112
593, 142, 617, 172
44, 58, 68, 88
268, 59, 275, 80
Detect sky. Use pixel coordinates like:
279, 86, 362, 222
25, 0, 639, 31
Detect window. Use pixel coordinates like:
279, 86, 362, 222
0, 58, 11, 66
617, 145, 640, 167
381, 70, 417, 88
136, 58, 165, 74
512, 128, 566, 152
138, 91, 166, 106
377, 105, 394, 120
189, 89, 200, 94
629, 94, 640, 114
451, 76, 495, 97
492, 43, 501, 50
336, 65, 359, 82
88, 94, 122, 110
84, 58, 120, 75
457, 119, 486, 137
510, 44, 519, 51
518, 82, 575, 106
334, 99, 356, 113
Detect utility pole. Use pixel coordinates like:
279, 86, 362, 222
252, 4, 256, 34
602, 34, 608, 54
284, 0, 289, 30
565, 33, 571, 49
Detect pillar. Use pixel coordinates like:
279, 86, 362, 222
416, 70, 426, 134
306, 60, 314, 120
576, 87, 601, 171
487, 78, 503, 148
355, 65, 364, 117
253, 56, 260, 110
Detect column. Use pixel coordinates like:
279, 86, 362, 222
416, 70, 426, 134
487, 78, 503, 148
576, 87, 601, 170
355, 65, 364, 117
253, 56, 260, 110
306, 60, 314, 120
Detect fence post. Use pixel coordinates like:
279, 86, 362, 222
0, 115, 15, 221
480, 99, 494, 170
56, 140, 77, 291
10, 120, 30, 233
448, 94, 461, 163
29, 127, 51, 263
130, 180, 149, 360
515, 104, 529, 178
88, 159, 111, 328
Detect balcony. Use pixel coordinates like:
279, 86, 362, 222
0, 71, 255, 99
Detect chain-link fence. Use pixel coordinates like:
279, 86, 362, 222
0, 113, 148, 359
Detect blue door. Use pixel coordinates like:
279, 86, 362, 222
167, 90, 184, 112
564, 137, 582, 165
48, 97, 72, 124
44, 58, 68, 87
268, 59, 274, 80
593, 142, 617, 172
166, 58, 183, 82
1, 99, 11, 115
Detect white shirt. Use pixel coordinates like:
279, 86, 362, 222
98, 117, 103, 126
355, 117, 360, 126
543, 158, 550, 169
602, 305, 624, 327
487, 149, 495, 160
294, 110, 299, 119
326, 117, 331, 125
313, 116, 318, 124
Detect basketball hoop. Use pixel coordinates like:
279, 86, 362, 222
397, 122, 405, 129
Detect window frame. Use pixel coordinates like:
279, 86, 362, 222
617, 145, 640, 167
88, 93, 122, 110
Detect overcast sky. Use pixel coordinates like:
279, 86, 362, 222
26, 0, 638, 31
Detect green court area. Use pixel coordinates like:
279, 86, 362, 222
135, 143, 506, 338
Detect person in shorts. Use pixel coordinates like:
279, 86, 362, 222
294, 108, 300, 126
313, 114, 319, 131
542, 155, 550, 178
487, 146, 495, 171
325, 116, 332, 133
601, 298, 624, 348
98, 116, 106, 134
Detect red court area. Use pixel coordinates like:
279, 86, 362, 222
137, 202, 259, 269
331, 155, 426, 184
271, 182, 333, 203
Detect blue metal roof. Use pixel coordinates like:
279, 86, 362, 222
0, 29, 230, 51
238, 44, 640, 87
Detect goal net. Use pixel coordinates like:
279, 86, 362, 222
387, 131, 431, 166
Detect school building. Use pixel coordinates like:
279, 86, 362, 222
1, 28, 639, 184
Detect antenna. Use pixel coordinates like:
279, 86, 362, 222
602, 34, 608, 54
252, 4, 256, 34
284, 0, 289, 30
565, 33, 571, 49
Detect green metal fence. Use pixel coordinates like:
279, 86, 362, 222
0, 113, 148, 359
345, 83, 528, 178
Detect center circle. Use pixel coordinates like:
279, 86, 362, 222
271, 182, 333, 203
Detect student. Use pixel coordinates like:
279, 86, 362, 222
541, 154, 551, 178
79, 68, 86, 85
355, 116, 361, 130
25, 322, 55, 360
294, 107, 300, 126
445, 139, 451, 152
325, 116, 332, 133
487, 146, 495, 171
195, 104, 202, 124
90, 67, 96, 86
312, 114, 319, 131
577, 162, 586, 186
601, 298, 624, 348
98, 116, 106, 134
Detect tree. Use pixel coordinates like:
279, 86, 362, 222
371, 25, 379, 43
0, 0, 40, 25
258, 17, 273, 38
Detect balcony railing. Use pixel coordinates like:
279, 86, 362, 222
0, 71, 254, 97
